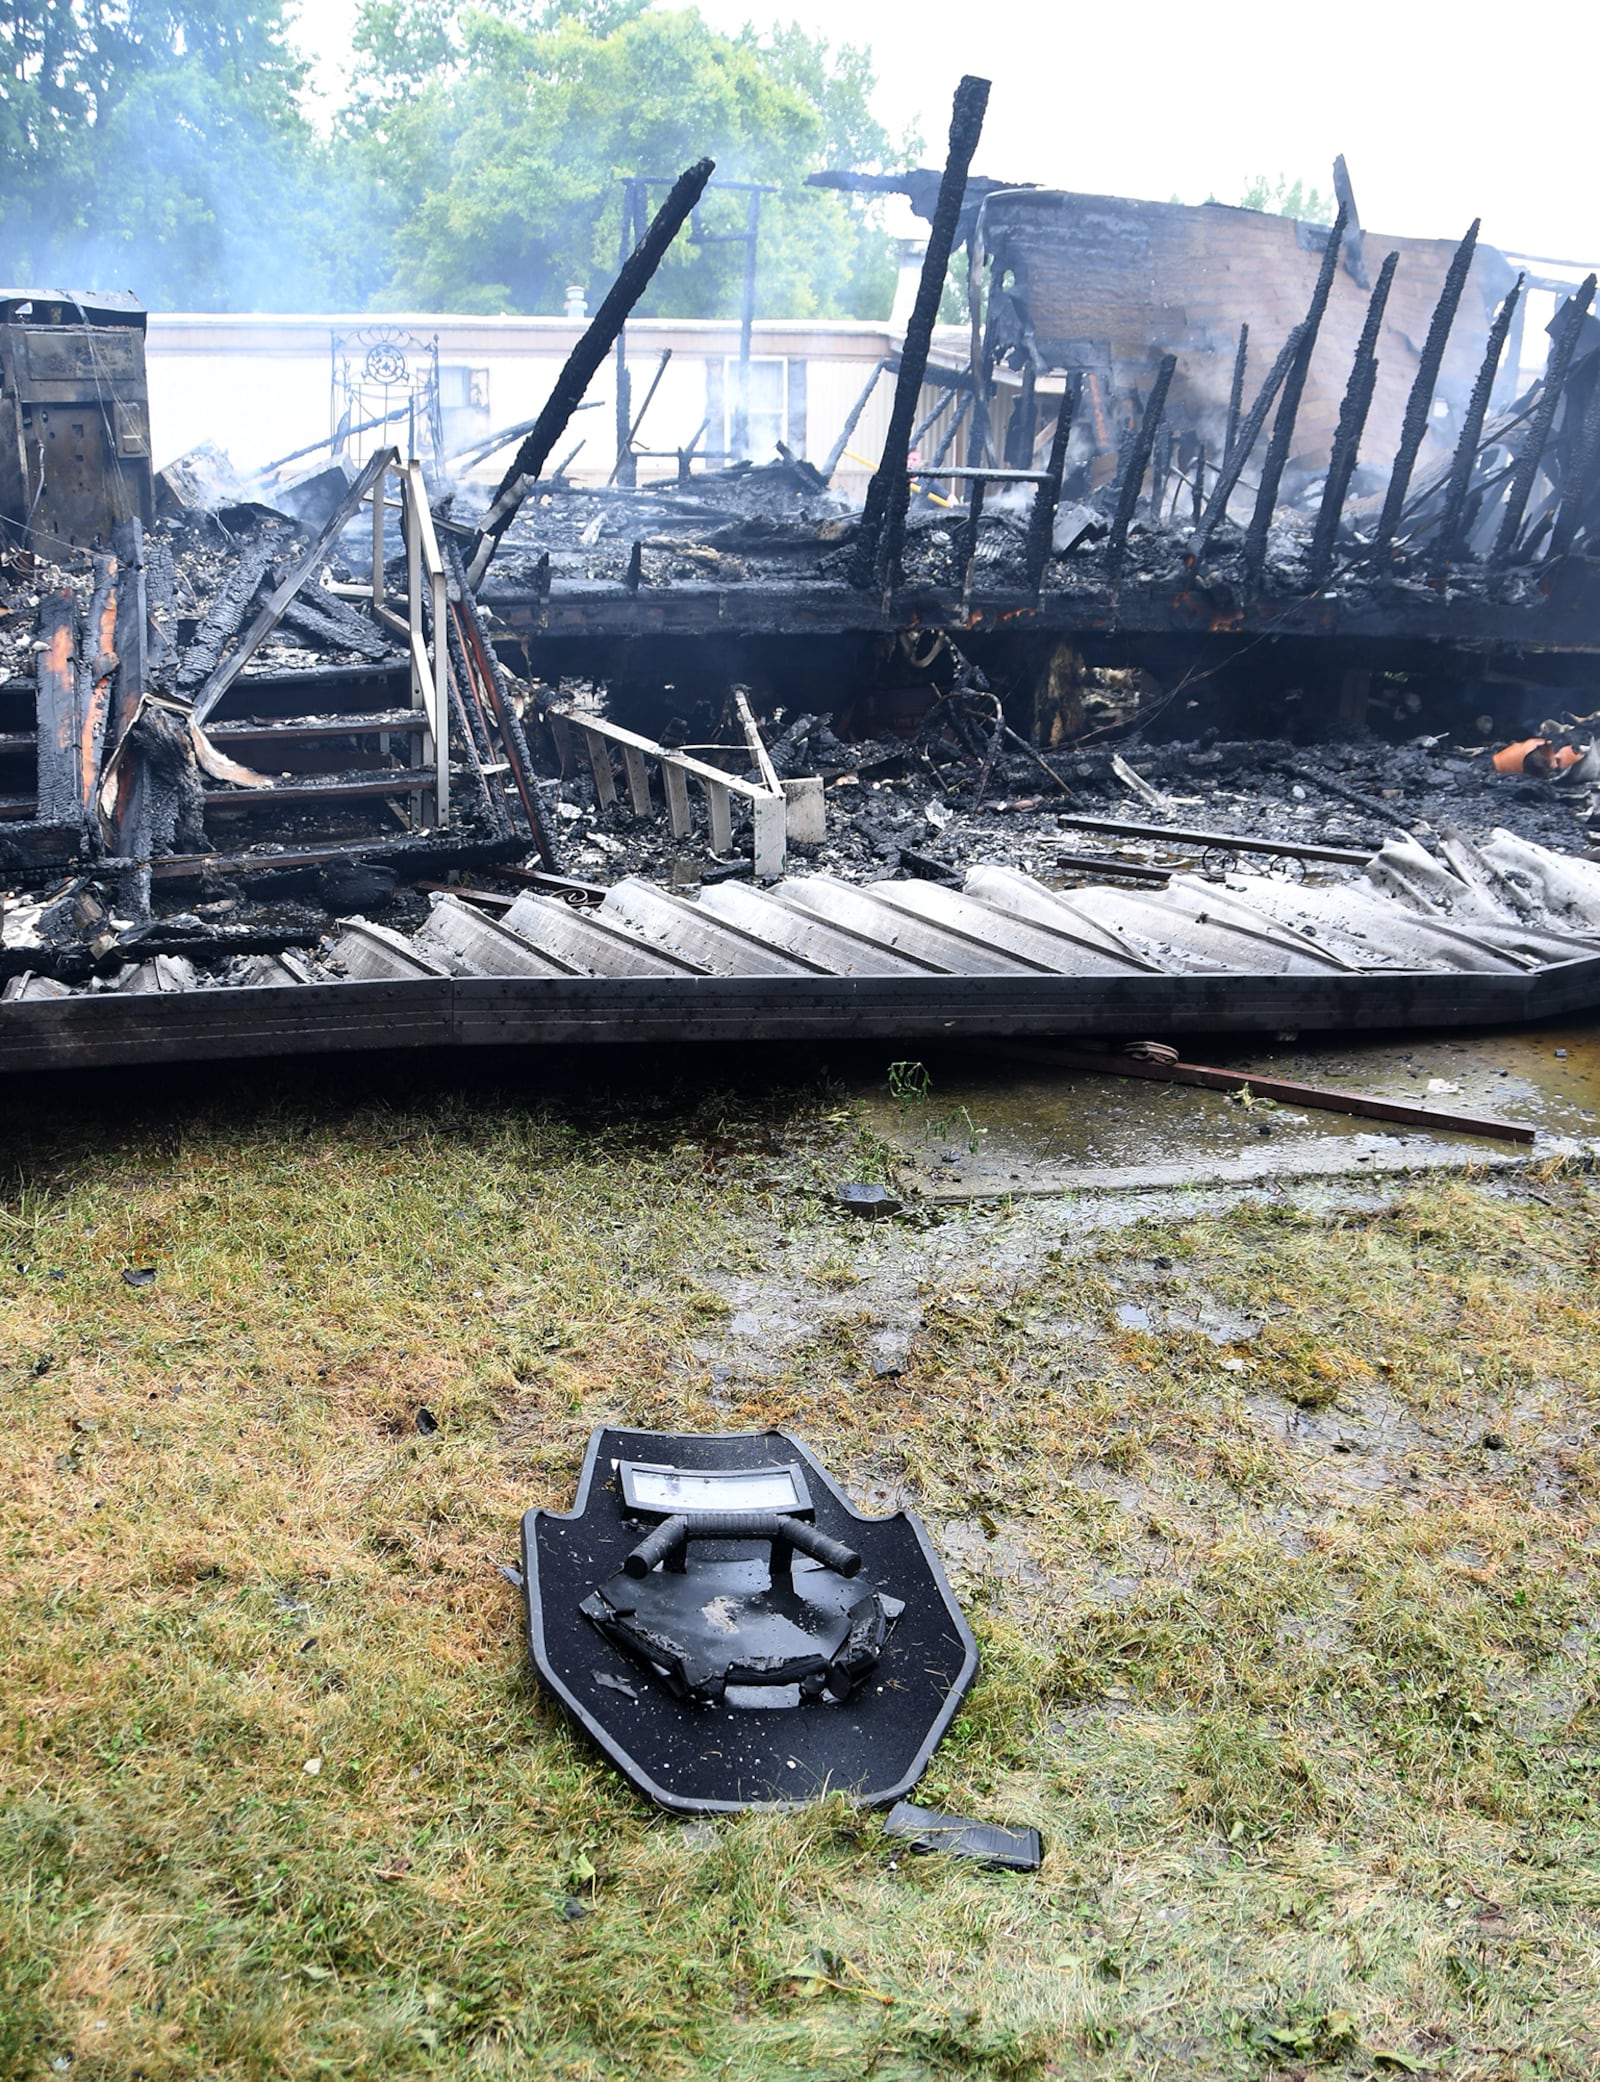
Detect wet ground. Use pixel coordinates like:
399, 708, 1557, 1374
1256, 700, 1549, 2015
853, 1017, 1600, 1195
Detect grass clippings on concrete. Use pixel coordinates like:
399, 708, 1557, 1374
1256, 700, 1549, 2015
1, 1061, 1597, 2081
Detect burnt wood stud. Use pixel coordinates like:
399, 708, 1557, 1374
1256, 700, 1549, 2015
467, 157, 715, 587
1433, 272, 1524, 570
1245, 201, 1349, 575
1188, 325, 1305, 562
849, 75, 991, 590
1370, 219, 1480, 562
1492, 272, 1598, 566
1309, 248, 1400, 584
1549, 340, 1600, 561
1106, 355, 1177, 580
1024, 372, 1081, 596
1225, 323, 1249, 463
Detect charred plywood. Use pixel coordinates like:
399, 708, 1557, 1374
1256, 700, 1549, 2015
978, 191, 1518, 497
0, 290, 154, 557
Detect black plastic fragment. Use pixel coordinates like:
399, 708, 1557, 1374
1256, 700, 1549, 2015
883, 1800, 1042, 1871
521, 1426, 977, 1812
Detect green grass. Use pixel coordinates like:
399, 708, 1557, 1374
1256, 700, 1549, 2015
1, 1059, 1597, 2080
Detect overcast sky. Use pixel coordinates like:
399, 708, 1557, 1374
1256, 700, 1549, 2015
295, 0, 1597, 264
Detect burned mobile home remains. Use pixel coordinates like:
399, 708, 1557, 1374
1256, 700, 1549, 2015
5, 75, 1600, 1072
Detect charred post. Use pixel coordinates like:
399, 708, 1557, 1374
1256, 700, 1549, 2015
1308, 249, 1399, 584
34, 589, 81, 829
1188, 325, 1305, 562
1369, 220, 1480, 562
1549, 354, 1600, 561
467, 158, 715, 587
1244, 201, 1349, 574
1024, 373, 1080, 596
1432, 273, 1524, 569
1224, 324, 1249, 462
1106, 356, 1176, 580
849, 75, 991, 589
1491, 273, 1598, 566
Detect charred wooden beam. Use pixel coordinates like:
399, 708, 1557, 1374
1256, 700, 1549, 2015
1188, 325, 1305, 562
849, 75, 991, 590
1491, 273, 1597, 567
1024, 373, 1080, 597
34, 590, 81, 828
1432, 273, 1524, 570
81, 549, 119, 806
1549, 352, 1600, 561
1308, 248, 1399, 585
176, 541, 274, 694
192, 448, 394, 725
110, 518, 153, 918
1244, 201, 1349, 574
466, 159, 714, 587
445, 539, 558, 869
1224, 323, 1248, 464
1369, 220, 1479, 561
821, 357, 892, 482
1106, 354, 1176, 580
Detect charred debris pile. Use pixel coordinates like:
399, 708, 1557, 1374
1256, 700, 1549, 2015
4, 80, 1600, 1007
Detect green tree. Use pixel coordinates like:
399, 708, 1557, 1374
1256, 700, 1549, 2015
0, 0, 374, 307
345, 0, 902, 319
1236, 172, 1334, 226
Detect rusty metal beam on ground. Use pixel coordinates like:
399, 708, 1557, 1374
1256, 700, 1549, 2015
466, 159, 714, 586
849, 75, 990, 589
962, 1040, 1536, 1143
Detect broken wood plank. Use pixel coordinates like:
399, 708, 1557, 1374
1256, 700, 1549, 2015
192, 447, 395, 724
175, 541, 275, 693
1050, 814, 1371, 865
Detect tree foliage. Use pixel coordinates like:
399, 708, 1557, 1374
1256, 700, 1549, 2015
1236, 173, 1335, 227
344, 0, 901, 319
0, 0, 358, 305
0, 0, 904, 318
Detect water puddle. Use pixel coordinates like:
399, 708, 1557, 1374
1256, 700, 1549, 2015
855, 1019, 1600, 1194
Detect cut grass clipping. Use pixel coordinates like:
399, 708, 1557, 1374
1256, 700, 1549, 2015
1, 1070, 1598, 2078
